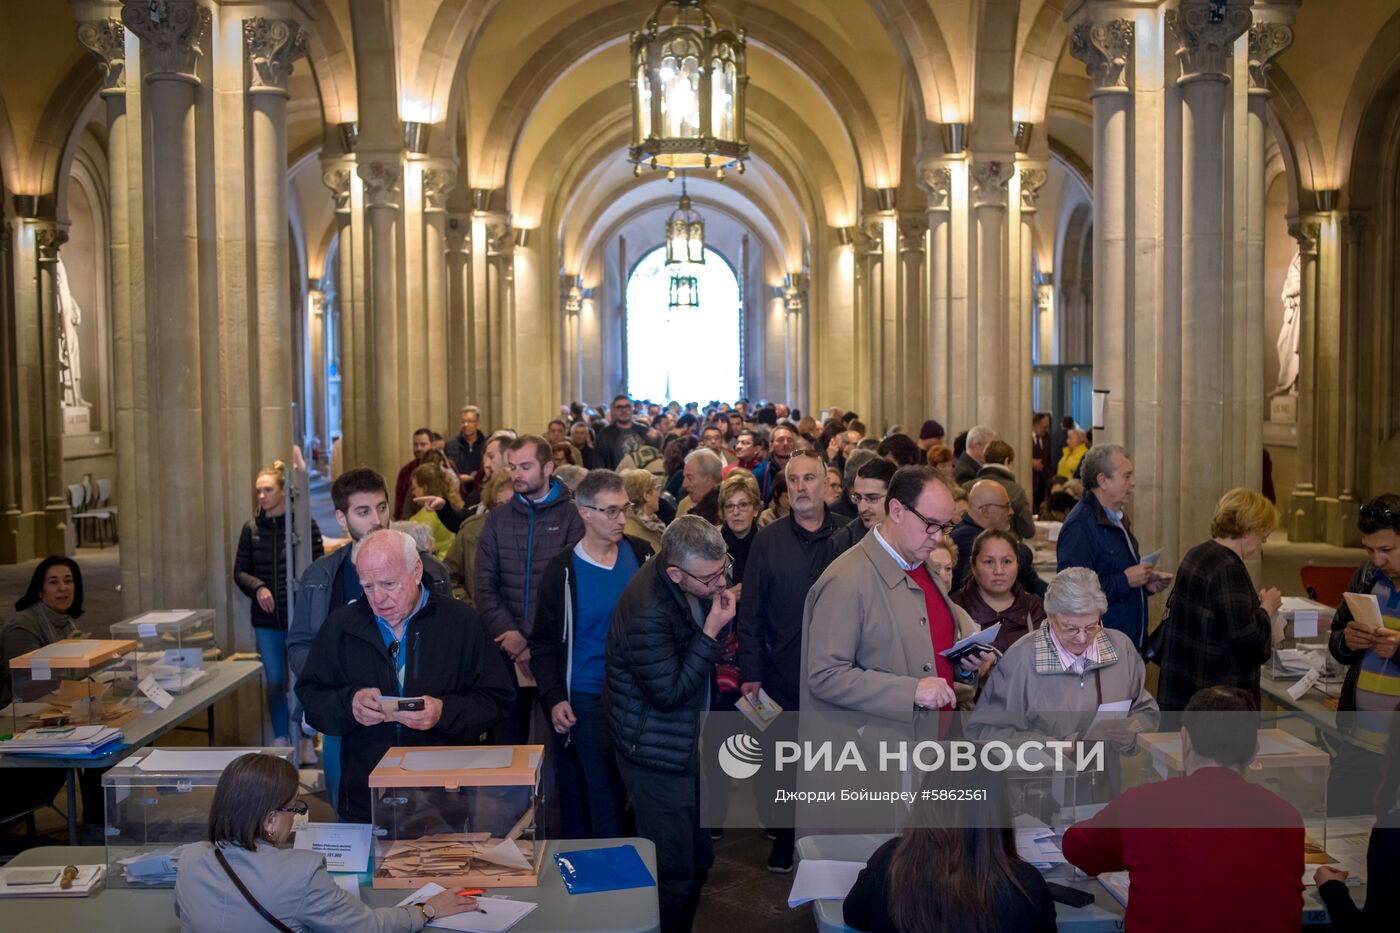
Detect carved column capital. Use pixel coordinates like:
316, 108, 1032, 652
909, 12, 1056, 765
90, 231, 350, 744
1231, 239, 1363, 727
243, 16, 308, 94
897, 215, 928, 254
971, 160, 1013, 209
853, 220, 884, 257
486, 219, 514, 257
76, 17, 127, 96
1247, 22, 1293, 93
357, 160, 401, 211
32, 221, 69, 262
1167, 1, 1252, 81
422, 163, 457, 213
322, 164, 353, 214
1287, 219, 1319, 255
1019, 167, 1049, 211
1340, 212, 1368, 244
1069, 19, 1134, 93
918, 164, 952, 211
120, 0, 210, 82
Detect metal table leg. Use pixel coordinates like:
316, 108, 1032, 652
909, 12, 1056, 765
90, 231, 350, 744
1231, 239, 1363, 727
66, 767, 79, 845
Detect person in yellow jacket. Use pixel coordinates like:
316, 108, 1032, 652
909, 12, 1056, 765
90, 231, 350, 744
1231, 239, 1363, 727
1057, 428, 1089, 479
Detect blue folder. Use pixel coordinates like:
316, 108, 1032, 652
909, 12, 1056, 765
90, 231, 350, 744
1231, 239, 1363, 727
555, 844, 657, 895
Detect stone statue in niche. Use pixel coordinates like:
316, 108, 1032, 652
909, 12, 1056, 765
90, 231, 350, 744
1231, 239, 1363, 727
1273, 251, 1301, 397
56, 258, 92, 434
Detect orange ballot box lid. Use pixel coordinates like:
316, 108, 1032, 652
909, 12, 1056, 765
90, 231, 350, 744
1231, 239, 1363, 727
9, 638, 137, 672
368, 745, 544, 790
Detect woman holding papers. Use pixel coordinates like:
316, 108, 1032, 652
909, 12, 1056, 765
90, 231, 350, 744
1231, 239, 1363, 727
176, 753, 477, 932
843, 769, 1057, 933
952, 529, 1047, 655
1155, 488, 1281, 711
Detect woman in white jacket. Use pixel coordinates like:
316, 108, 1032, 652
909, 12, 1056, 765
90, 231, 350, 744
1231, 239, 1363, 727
175, 754, 476, 932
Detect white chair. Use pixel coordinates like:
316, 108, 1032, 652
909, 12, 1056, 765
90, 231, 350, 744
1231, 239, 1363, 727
72, 480, 113, 548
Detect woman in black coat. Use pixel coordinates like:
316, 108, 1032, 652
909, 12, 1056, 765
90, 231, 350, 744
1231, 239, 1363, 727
1155, 488, 1281, 711
234, 463, 323, 744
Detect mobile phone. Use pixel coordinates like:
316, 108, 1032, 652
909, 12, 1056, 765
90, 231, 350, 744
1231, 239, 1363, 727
396, 698, 425, 712
1045, 881, 1095, 908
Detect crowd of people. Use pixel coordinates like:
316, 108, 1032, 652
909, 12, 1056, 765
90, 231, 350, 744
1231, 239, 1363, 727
3, 394, 1399, 933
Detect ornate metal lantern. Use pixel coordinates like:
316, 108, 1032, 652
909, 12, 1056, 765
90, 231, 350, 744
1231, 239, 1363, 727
630, 0, 748, 180
668, 273, 700, 312
665, 175, 705, 266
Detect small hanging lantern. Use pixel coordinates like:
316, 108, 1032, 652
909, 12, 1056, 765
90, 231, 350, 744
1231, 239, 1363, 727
669, 272, 700, 311
665, 174, 705, 266
629, 0, 748, 180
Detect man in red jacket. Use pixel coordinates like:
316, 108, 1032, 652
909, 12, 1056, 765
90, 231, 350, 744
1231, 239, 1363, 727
1062, 685, 1304, 932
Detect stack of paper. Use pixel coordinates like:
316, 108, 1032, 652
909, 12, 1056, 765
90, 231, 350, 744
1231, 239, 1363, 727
397, 883, 539, 932
1273, 648, 1323, 675
1097, 871, 1130, 907
377, 833, 536, 880
0, 864, 106, 898
117, 850, 180, 885
130, 652, 209, 693
1014, 825, 1067, 870
785, 859, 864, 907
941, 623, 1002, 663
0, 724, 123, 756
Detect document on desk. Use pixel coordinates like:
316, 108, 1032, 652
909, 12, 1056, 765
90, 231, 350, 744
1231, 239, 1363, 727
786, 859, 865, 907
397, 885, 538, 932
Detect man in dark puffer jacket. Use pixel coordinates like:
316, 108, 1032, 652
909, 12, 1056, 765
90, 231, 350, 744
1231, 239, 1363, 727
605, 515, 737, 933
475, 435, 584, 743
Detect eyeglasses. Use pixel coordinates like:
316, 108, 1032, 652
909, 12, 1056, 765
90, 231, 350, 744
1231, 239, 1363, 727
672, 556, 734, 588
580, 504, 627, 521
273, 800, 309, 816
723, 500, 755, 513
903, 502, 957, 539
1360, 502, 1400, 528
1054, 620, 1104, 640
850, 492, 886, 506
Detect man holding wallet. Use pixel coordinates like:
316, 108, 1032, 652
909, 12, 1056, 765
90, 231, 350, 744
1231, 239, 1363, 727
297, 529, 515, 821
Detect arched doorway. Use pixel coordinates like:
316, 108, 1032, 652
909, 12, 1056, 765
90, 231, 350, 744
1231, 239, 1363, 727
625, 245, 742, 403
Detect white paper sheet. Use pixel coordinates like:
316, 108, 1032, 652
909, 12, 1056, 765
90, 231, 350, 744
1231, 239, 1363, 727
785, 859, 865, 907
940, 622, 1001, 659
429, 897, 538, 933
127, 610, 198, 627
1287, 669, 1322, 700
400, 748, 513, 771
735, 688, 782, 732
1292, 611, 1320, 638
294, 822, 373, 872
1343, 593, 1383, 631
333, 872, 361, 900
135, 749, 264, 772
1089, 699, 1133, 730
137, 675, 174, 709
1140, 548, 1165, 566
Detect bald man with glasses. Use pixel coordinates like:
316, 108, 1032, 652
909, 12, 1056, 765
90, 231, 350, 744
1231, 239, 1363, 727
950, 479, 1047, 598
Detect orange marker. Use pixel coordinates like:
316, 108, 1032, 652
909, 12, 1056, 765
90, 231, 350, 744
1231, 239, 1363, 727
457, 888, 485, 897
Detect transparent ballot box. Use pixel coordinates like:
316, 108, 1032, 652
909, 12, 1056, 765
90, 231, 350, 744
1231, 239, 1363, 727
110, 609, 218, 695
369, 745, 545, 889
103, 747, 295, 887
7, 638, 139, 732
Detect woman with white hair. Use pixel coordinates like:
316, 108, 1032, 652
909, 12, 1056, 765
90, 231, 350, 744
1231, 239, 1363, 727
969, 567, 1158, 751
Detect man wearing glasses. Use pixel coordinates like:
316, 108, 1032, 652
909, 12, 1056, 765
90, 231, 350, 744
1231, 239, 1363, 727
736, 450, 845, 872
950, 479, 1047, 597
529, 470, 653, 839
832, 457, 898, 553
605, 516, 737, 933
803, 466, 981, 720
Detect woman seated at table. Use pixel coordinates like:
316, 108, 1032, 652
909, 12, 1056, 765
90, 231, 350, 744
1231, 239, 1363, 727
843, 768, 1057, 933
1315, 714, 1400, 930
969, 567, 1158, 753
176, 753, 476, 932
952, 530, 1047, 655
1, 555, 84, 706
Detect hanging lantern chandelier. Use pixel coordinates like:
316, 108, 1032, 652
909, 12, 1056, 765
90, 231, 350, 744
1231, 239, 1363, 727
668, 272, 700, 312
665, 174, 705, 266
629, 0, 749, 181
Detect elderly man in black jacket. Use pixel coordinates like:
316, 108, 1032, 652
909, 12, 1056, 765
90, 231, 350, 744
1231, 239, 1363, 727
606, 515, 737, 933
296, 529, 515, 822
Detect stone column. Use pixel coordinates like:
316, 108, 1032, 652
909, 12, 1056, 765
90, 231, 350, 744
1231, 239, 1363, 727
1168, 0, 1251, 546
1332, 212, 1367, 544
919, 163, 952, 421
357, 157, 402, 480
445, 214, 471, 421
121, 0, 210, 606
1018, 167, 1048, 490
421, 164, 455, 433
33, 222, 71, 555
322, 163, 362, 469
1242, 18, 1294, 492
897, 215, 928, 432
971, 159, 1013, 431
484, 217, 513, 430
850, 221, 882, 422
307, 289, 326, 462
76, 12, 142, 602
244, 17, 307, 466
1069, 17, 1134, 445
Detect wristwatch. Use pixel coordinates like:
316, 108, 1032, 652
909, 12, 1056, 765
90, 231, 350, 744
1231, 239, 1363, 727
417, 902, 437, 922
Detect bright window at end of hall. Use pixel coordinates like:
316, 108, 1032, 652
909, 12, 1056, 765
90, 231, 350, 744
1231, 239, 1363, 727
626, 245, 741, 404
